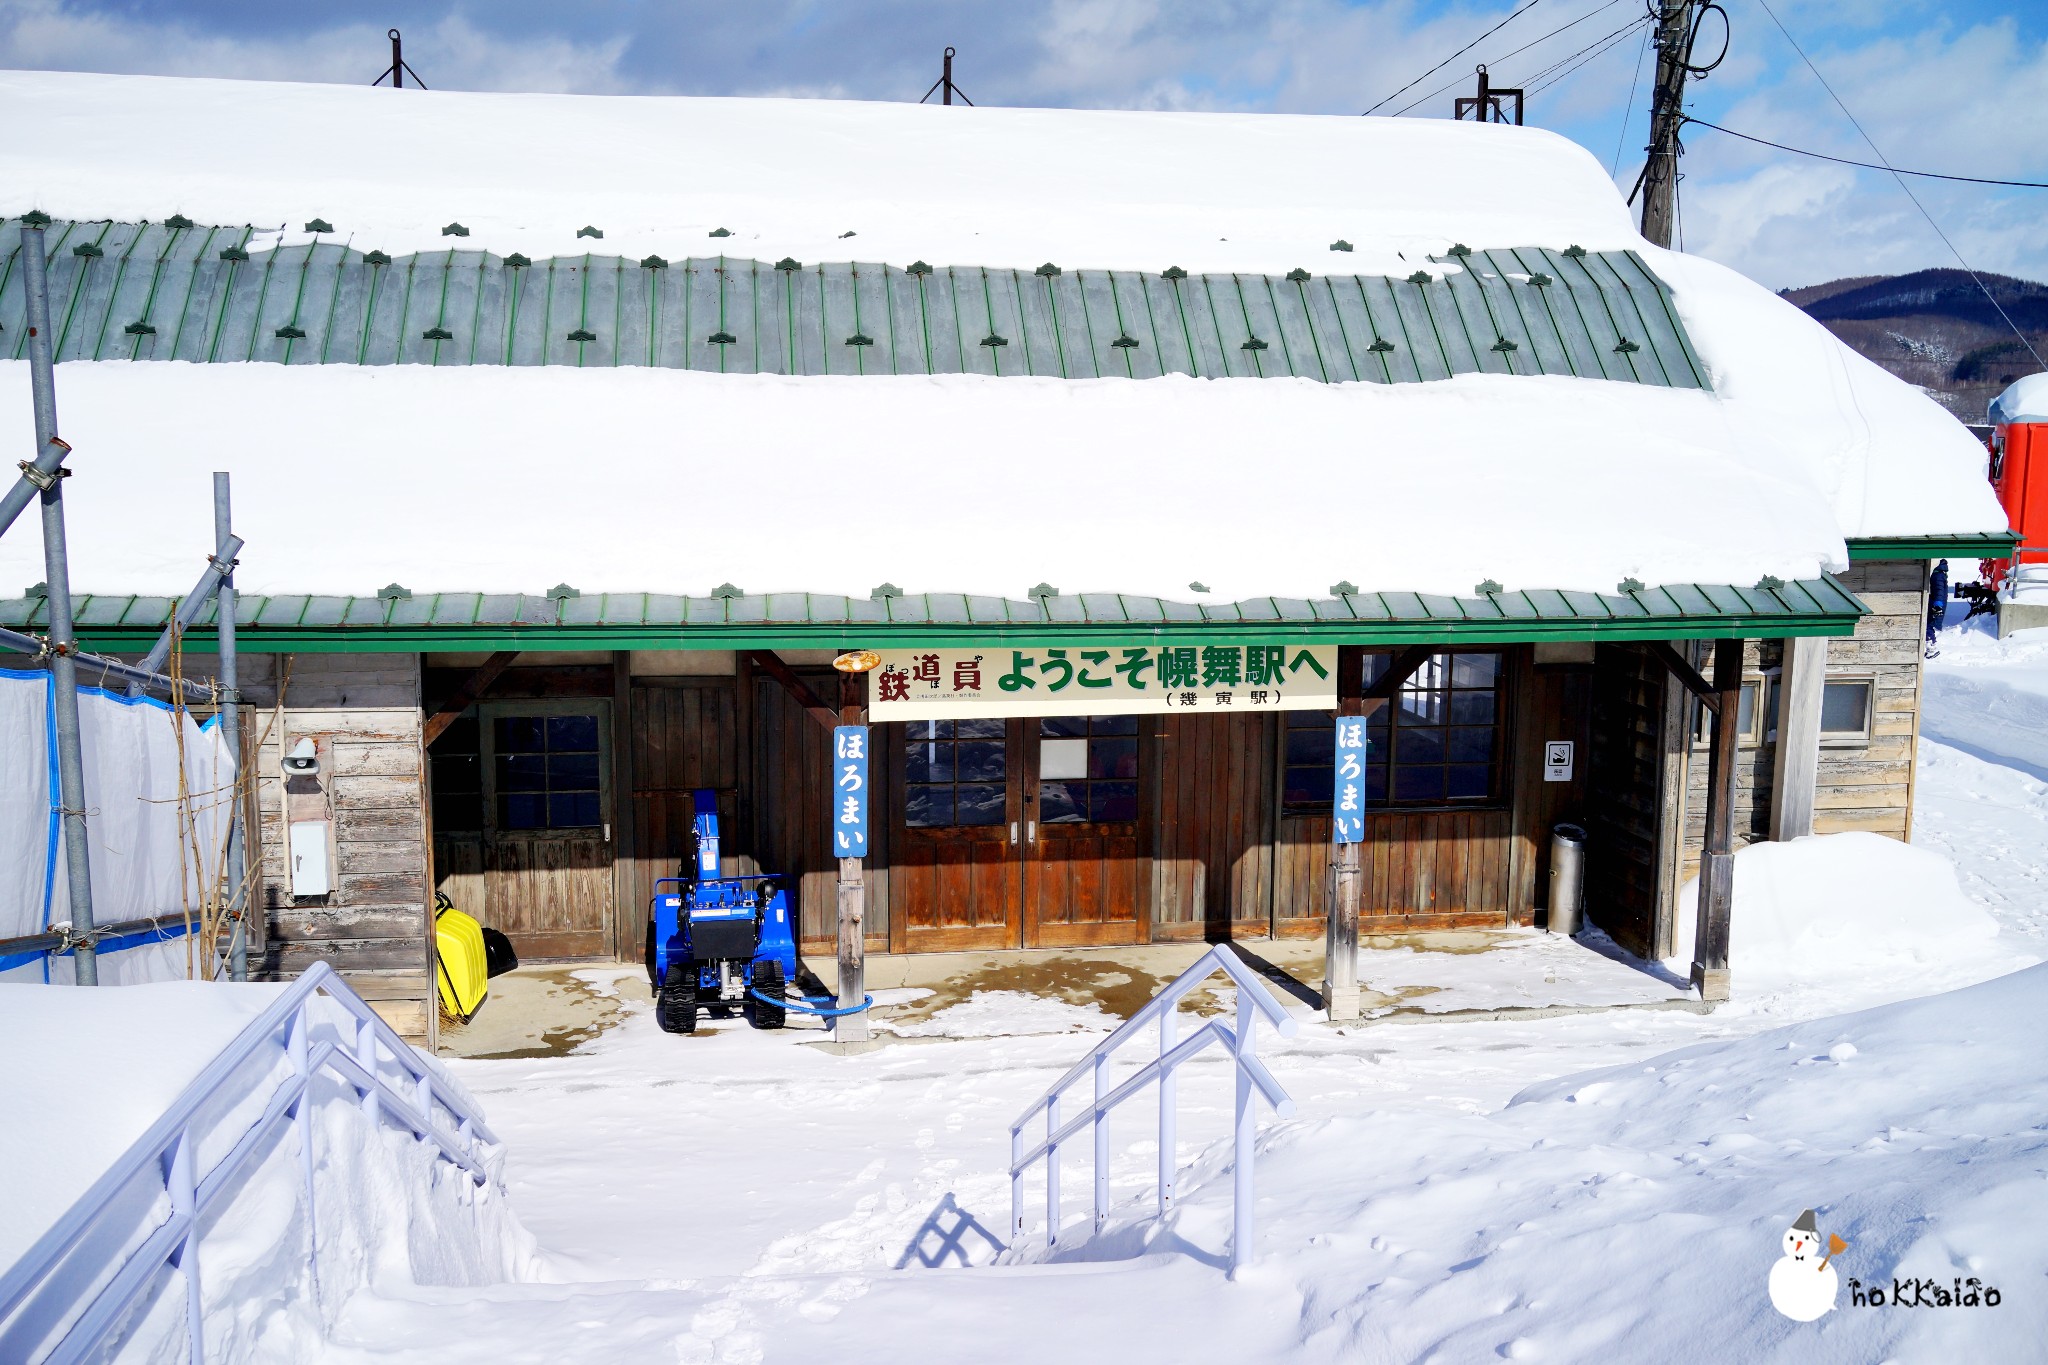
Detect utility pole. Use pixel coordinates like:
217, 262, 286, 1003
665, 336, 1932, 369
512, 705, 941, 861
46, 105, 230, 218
1639, 1, 1699, 248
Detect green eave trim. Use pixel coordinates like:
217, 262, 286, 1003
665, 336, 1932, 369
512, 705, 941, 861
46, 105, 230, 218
2, 577, 1867, 654
1847, 532, 2018, 560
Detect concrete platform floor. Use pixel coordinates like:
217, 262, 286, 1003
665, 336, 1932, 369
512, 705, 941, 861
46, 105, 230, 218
437, 929, 1697, 1056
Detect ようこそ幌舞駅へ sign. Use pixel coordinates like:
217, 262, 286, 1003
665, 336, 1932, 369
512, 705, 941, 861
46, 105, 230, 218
867, 645, 1338, 720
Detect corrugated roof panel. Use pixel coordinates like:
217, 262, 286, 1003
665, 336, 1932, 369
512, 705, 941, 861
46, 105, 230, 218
340, 597, 389, 626
72, 595, 131, 626
1557, 591, 1611, 620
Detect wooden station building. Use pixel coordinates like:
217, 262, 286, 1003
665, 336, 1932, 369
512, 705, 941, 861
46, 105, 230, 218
0, 81, 2015, 1041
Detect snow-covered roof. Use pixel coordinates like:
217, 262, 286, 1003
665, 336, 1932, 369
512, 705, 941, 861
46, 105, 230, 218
0, 71, 2011, 605
1990, 373, 2048, 426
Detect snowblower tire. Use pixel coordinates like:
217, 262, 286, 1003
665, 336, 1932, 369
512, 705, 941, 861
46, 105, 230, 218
658, 962, 699, 1035
751, 959, 786, 1030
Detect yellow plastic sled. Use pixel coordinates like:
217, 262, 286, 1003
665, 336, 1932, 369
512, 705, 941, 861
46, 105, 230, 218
435, 894, 489, 1024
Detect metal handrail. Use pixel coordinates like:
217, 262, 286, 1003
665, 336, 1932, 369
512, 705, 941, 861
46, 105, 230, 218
0, 962, 502, 1364
1006, 945, 1299, 1278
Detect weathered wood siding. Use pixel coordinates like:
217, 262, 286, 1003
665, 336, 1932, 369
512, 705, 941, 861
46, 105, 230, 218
1676, 638, 1780, 882
1812, 559, 1926, 840
245, 653, 431, 1041
624, 677, 742, 963
1151, 712, 1274, 941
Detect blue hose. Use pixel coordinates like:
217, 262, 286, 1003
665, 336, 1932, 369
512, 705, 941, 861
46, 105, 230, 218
751, 987, 873, 1018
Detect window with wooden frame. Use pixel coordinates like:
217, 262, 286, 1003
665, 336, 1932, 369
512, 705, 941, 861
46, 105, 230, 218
1282, 649, 1507, 812
426, 703, 609, 835
1693, 675, 1768, 748
904, 718, 1007, 827
1818, 675, 1876, 747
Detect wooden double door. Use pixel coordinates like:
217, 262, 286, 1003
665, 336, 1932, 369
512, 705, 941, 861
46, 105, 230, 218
890, 715, 1148, 951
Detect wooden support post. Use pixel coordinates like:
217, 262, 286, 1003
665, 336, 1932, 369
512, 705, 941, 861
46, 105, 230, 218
1324, 645, 1438, 1021
1770, 635, 1826, 841
835, 669, 870, 1044
1324, 646, 1365, 1021
1692, 638, 1742, 1002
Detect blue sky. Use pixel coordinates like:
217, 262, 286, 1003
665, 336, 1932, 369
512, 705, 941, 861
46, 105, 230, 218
2, 0, 2042, 290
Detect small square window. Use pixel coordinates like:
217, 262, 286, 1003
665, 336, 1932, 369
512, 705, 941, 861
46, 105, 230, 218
1819, 678, 1874, 746
1694, 677, 1768, 748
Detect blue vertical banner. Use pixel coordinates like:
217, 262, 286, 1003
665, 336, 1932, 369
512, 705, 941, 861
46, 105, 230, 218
833, 725, 870, 858
1332, 715, 1367, 844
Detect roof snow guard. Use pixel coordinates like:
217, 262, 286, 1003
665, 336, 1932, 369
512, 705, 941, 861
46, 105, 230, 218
1, 219, 1708, 389
0, 578, 1861, 652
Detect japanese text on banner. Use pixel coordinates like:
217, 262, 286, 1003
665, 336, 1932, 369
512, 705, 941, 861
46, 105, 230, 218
868, 644, 1338, 719
832, 725, 869, 858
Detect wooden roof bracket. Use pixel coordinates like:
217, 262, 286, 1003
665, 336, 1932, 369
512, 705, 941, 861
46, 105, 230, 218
1647, 641, 1721, 714
422, 649, 518, 746
743, 649, 840, 731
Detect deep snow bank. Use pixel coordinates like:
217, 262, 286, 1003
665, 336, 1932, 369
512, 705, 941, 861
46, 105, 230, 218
992, 962, 2048, 1361
0, 981, 539, 1362
1668, 833, 2007, 1002
1923, 624, 2048, 782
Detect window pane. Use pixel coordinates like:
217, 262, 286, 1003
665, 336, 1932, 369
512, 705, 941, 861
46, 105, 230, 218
1449, 691, 1496, 725
550, 792, 601, 827
1737, 682, 1757, 735
955, 717, 1006, 739
434, 793, 482, 832
1821, 681, 1870, 735
956, 783, 1007, 825
551, 753, 600, 789
1093, 781, 1139, 822
905, 784, 952, 828
498, 754, 546, 792
1284, 766, 1334, 806
1040, 781, 1086, 823
904, 739, 952, 784
1394, 766, 1446, 802
1286, 727, 1335, 765
546, 714, 598, 751
1361, 653, 1390, 689
1040, 716, 1089, 738
431, 751, 479, 795
501, 793, 546, 830
1090, 737, 1139, 780
1364, 763, 1388, 803
1093, 715, 1140, 736
908, 719, 953, 741
956, 740, 1007, 783
495, 716, 545, 753
1447, 726, 1494, 763
1396, 694, 1444, 726
1446, 764, 1490, 799
1397, 728, 1445, 765
1451, 653, 1499, 686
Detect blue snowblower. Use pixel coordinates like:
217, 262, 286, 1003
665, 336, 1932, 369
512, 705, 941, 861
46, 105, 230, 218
646, 790, 798, 1034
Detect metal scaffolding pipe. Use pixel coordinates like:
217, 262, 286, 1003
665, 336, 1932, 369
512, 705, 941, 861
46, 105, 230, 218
0, 434, 70, 544
214, 473, 249, 981
0, 625, 210, 701
21, 219, 99, 983
131, 532, 244, 687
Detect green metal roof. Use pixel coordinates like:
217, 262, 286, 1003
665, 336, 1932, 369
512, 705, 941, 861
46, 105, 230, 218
2, 219, 1709, 389
0, 578, 1863, 651
1845, 532, 2018, 560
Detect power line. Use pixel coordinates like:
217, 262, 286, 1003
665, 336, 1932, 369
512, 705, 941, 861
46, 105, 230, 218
1390, 0, 1628, 116
1749, 0, 2043, 368
1523, 15, 1653, 95
1611, 21, 1654, 176
1365, 0, 1547, 115
1681, 116, 2048, 189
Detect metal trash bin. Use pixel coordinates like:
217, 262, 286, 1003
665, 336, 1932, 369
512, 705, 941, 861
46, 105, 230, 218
1549, 822, 1587, 936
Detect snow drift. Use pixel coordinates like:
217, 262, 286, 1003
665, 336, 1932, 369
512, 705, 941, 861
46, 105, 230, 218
0, 981, 539, 1361
1669, 832, 2003, 998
